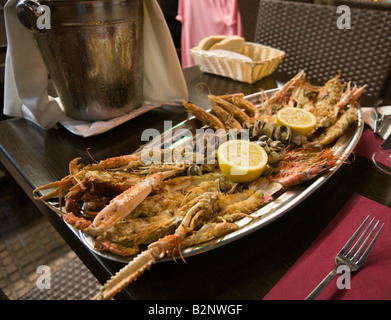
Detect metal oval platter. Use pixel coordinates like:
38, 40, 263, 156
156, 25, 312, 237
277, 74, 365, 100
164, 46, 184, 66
75, 88, 364, 263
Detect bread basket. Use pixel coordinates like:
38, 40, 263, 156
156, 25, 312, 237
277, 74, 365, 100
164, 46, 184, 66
190, 42, 285, 84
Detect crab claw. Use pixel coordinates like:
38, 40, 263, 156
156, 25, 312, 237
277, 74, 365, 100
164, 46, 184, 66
87, 170, 181, 235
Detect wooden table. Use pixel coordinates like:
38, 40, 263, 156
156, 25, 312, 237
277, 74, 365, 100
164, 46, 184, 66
0, 67, 390, 300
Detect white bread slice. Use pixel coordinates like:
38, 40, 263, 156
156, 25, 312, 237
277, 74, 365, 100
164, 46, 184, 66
197, 35, 228, 50
209, 36, 245, 53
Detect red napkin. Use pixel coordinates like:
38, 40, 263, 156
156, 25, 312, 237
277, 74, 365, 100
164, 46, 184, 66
263, 193, 391, 300
354, 129, 384, 159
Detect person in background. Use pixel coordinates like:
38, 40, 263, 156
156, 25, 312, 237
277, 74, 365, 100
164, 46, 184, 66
176, 0, 243, 68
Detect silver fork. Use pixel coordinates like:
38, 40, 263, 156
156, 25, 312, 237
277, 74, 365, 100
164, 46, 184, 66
305, 215, 384, 300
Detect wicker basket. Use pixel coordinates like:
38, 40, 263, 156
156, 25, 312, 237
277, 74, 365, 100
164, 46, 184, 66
190, 42, 285, 84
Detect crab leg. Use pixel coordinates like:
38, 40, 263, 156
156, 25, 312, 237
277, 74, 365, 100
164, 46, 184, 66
87, 169, 183, 234
180, 220, 239, 249
33, 157, 85, 200
86, 154, 142, 171
92, 192, 218, 300
32, 178, 74, 201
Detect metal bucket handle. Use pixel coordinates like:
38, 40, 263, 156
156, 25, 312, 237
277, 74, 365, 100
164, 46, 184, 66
16, 0, 46, 33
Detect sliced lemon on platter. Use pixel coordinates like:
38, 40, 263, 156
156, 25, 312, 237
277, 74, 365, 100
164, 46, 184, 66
276, 107, 316, 136
217, 139, 268, 183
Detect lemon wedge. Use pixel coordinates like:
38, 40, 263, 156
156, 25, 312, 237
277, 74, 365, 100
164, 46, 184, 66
276, 107, 316, 136
217, 140, 268, 183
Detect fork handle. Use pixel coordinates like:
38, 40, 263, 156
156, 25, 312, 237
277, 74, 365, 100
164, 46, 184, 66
305, 267, 338, 300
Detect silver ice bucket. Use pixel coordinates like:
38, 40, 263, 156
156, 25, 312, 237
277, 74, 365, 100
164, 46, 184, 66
16, 0, 143, 121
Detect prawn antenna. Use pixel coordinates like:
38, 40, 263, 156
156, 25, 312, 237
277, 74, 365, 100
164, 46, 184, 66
86, 148, 99, 164
86, 148, 117, 180
196, 82, 211, 95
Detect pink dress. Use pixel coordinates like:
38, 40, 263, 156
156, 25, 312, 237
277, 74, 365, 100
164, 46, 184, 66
177, 0, 243, 68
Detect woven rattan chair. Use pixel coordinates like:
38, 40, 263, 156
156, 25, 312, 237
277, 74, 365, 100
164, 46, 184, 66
334, 0, 391, 12
254, 0, 391, 99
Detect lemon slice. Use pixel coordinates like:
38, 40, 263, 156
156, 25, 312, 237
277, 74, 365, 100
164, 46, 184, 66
217, 140, 268, 183
276, 107, 316, 136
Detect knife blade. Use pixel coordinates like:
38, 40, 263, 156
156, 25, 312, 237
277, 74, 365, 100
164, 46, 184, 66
381, 132, 391, 149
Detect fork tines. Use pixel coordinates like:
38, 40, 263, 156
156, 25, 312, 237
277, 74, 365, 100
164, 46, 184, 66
341, 215, 385, 267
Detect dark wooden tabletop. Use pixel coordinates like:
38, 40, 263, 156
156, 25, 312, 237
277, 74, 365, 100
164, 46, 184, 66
0, 67, 390, 300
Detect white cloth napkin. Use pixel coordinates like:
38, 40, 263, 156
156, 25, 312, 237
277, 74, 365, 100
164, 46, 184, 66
362, 106, 391, 139
3, 0, 188, 137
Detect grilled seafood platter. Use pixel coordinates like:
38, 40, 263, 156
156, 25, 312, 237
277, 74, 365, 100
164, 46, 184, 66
33, 71, 365, 299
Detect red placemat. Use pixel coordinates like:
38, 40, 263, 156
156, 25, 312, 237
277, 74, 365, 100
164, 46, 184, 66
263, 193, 391, 300
354, 129, 384, 159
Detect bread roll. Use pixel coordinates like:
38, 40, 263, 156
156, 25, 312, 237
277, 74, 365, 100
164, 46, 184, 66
209, 36, 245, 53
197, 35, 227, 50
